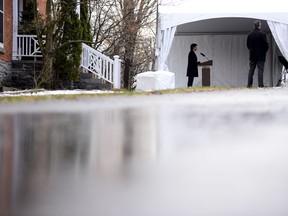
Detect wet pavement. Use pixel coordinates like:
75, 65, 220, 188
1, 88, 288, 216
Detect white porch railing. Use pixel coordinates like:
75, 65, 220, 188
13, 35, 121, 88
15, 35, 44, 58
81, 43, 121, 88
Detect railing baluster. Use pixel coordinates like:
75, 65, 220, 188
29, 37, 31, 55
20, 37, 23, 55
26, 37, 28, 56
100, 57, 103, 77
109, 61, 112, 81
33, 38, 36, 55
22, 37, 25, 55
18, 37, 21, 56
105, 59, 107, 78
106, 61, 108, 80
27, 37, 29, 55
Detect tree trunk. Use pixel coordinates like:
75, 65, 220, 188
33, 0, 55, 89
122, 0, 138, 89
37, 56, 54, 88
123, 36, 137, 89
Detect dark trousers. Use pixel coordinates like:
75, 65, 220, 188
247, 60, 265, 87
187, 76, 194, 87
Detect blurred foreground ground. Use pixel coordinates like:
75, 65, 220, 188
1, 87, 288, 216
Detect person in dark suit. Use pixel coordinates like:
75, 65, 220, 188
247, 20, 269, 88
187, 43, 200, 87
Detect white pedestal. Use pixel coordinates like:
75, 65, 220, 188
135, 71, 175, 91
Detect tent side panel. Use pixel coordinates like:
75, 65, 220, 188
167, 34, 279, 87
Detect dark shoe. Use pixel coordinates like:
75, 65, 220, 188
247, 85, 252, 88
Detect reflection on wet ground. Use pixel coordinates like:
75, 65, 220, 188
1, 92, 288, 216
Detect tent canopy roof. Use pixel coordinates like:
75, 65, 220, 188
159, 0, 288, 31
176, 17, 270, 34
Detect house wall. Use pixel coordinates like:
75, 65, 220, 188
37, 0, 46, 17
0, 0, 13, 63
0, 0, 13, 87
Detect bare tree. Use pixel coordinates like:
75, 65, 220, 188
88, 0, 124, 54
119, 0, 157, 89
89, 0, 157, 89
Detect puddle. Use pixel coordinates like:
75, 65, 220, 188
1, 99, 288, 216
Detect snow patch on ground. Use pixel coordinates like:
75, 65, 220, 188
0, 89, 112, 97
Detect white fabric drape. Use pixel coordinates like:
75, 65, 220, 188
157, 27, 176, 71
267, 21, 288, 60
159, 0, 288, 30
166, 34, 280, 88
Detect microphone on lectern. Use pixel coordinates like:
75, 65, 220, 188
200, 53, 209, 61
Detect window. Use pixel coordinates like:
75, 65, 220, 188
0, 0, 3, 49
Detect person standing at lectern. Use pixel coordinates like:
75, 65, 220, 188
187, 43, 200, 87
247, 20, 269, 88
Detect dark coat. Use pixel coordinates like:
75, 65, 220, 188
247, 28, 269, 61
186, 50, 199, 77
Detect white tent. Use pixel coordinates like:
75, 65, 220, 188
156, 0, 288, 87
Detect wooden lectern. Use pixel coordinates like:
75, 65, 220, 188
199, 60, 213, 86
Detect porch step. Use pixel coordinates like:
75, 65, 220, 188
76, 82, 112, 90
77, 72, 113, 90
80, 73, 93, 79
